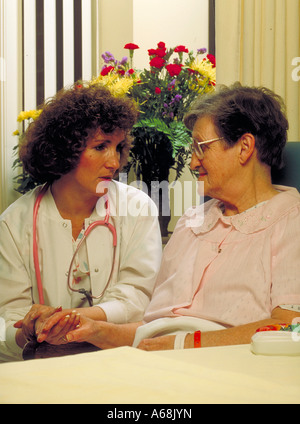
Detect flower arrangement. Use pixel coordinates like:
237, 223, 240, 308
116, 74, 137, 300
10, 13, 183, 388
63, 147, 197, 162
13, 41, 216, 197
93, 42, 216, 186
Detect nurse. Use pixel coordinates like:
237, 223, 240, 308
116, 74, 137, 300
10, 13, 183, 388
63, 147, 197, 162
0, 83, 162, 361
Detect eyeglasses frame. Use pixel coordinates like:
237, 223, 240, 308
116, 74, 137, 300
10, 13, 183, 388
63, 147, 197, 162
191, 137, 225, 160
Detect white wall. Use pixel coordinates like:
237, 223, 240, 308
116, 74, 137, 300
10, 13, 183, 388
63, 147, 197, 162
97, 0, 133, 73
97, 0, 209, 70
132, 0, 209, 70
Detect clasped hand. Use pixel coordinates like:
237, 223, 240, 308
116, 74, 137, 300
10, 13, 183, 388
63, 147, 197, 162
14, 305, 81, 345
14, 306, 181, 351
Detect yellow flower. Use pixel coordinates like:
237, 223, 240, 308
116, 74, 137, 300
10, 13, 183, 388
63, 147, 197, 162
189, 58, 216, 88
12, 130, 20, 136
90, 73, 139, 97
17, 109, 42, 122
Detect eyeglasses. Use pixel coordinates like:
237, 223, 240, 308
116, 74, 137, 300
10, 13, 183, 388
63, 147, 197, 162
190, 137, 224, 160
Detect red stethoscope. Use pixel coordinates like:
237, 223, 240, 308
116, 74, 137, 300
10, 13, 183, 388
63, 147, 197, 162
33, 184, 117, 306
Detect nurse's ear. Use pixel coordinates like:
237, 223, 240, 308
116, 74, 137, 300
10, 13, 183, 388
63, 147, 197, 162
238, 133, 256, 165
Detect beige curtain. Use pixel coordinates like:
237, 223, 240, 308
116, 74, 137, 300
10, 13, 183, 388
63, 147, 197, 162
215, 0, 300, 141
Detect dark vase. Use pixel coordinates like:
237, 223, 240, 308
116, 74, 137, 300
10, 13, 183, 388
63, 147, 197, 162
143, 173, 171, 238
129, 129, 175, 238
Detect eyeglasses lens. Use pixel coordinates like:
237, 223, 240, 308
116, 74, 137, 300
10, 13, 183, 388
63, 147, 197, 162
190, 143, 204, 159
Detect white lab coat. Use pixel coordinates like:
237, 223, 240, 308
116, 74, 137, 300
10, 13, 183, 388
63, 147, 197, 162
0, 181, 162, 361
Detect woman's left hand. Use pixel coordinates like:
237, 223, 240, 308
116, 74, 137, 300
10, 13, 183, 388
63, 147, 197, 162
137, 335, 176, 351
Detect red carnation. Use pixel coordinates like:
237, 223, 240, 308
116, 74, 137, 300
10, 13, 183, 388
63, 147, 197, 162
101, 66, 114, 76
155, 48, 167, 58
174, 45, 189, 53
166, 63, 183, 77
124, 43, 139, 50
155, 87, 161, 94
207, 54, 216, 67
157, 42, 166, 49
148, 49, 157, 56
148, 48, 166, 58
149, 56, 165, 69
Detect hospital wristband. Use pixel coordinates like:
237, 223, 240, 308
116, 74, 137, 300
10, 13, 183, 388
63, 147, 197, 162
194, 331, 201, 348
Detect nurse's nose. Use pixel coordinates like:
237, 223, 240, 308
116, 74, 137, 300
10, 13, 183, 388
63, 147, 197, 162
105, 147, 120, 171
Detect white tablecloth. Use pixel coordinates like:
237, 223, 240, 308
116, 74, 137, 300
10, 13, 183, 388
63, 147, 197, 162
0, 344, 299, 404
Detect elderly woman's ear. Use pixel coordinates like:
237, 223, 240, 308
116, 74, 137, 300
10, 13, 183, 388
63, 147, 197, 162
238, 133, 256, 165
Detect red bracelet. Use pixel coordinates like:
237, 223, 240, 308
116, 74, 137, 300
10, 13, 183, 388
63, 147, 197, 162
194, 330, 201, 348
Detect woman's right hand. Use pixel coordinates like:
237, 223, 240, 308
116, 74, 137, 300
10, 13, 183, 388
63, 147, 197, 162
14, 304, 62, 343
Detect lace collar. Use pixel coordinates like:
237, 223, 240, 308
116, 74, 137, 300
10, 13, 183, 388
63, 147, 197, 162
189, 185, 300, 235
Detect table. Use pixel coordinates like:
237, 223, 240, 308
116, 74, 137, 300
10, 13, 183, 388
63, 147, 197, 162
0, 344, 299, 404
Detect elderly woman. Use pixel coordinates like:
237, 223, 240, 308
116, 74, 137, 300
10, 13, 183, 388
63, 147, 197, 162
31, 84, 300, 352
0, 83, 162, 362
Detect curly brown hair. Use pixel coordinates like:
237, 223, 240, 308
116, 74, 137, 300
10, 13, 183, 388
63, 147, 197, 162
184, 83, 289, 170
19, 82, 139, 183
